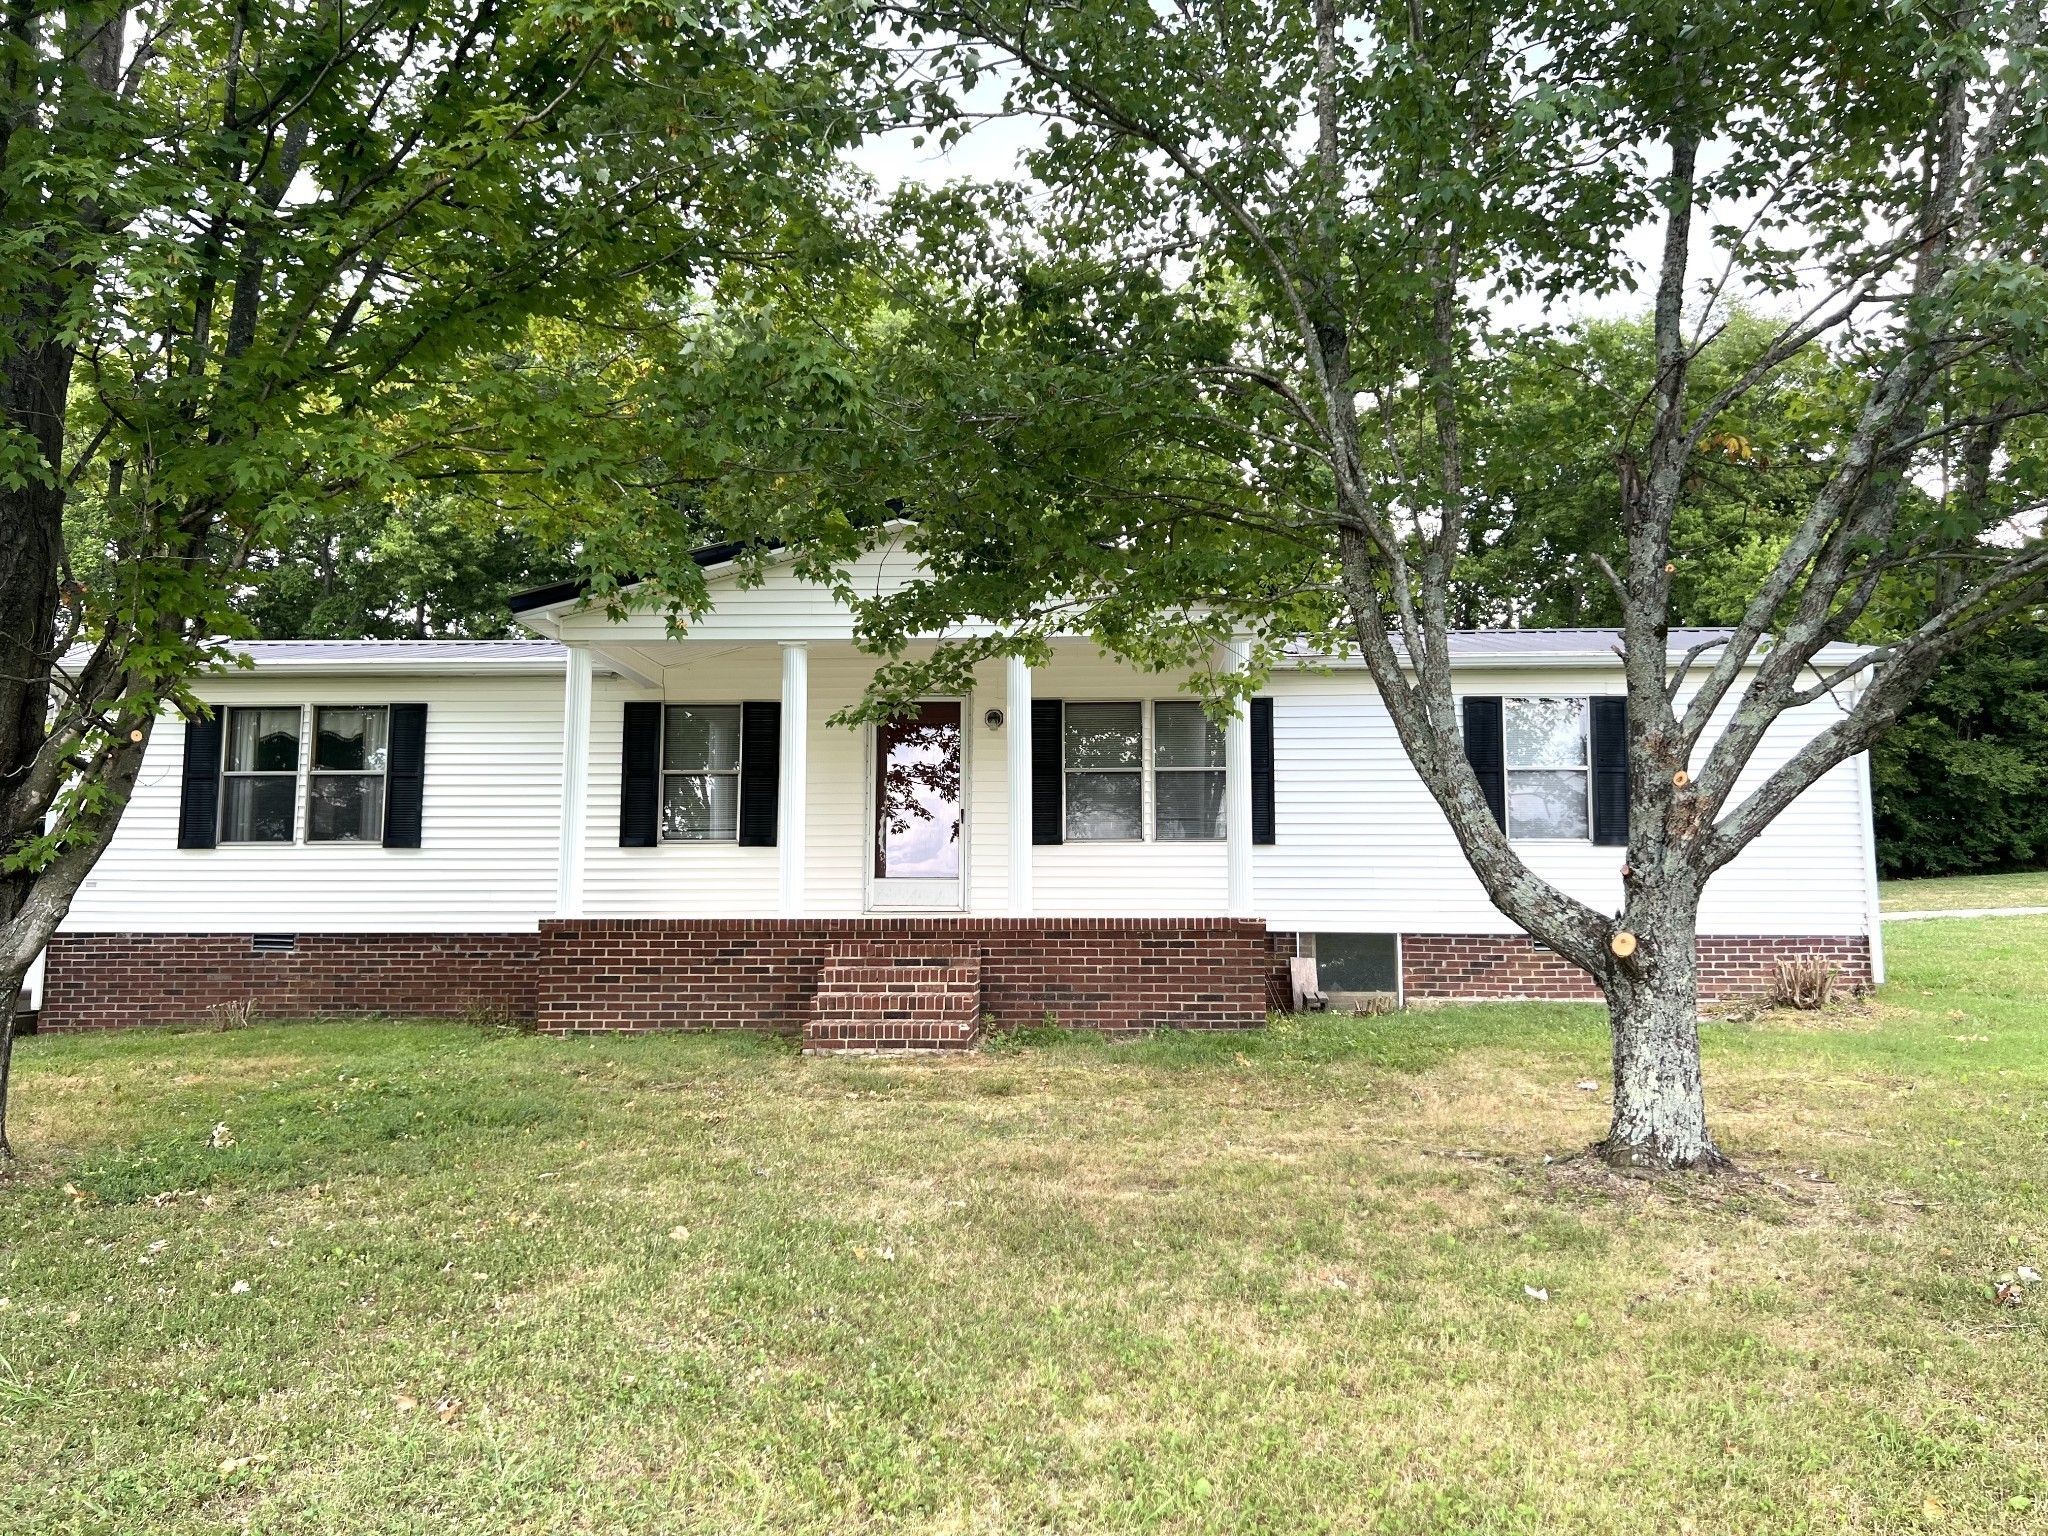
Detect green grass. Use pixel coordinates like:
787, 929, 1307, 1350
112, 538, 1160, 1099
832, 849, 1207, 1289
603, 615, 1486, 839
3, 920, 2046, 1534
1880, 868, 2048, 911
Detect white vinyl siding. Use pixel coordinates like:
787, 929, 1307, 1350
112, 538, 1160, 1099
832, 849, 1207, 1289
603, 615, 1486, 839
60, 673, 562, 933
1253, 665, 1872, 938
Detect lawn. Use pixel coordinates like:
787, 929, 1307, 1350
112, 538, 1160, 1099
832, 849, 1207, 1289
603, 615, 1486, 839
1880, 868, 2048, 911
3, 920, 2044, 1535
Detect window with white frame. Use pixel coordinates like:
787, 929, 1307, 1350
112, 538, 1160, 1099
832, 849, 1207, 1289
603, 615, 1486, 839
1063, 702, 1144, 840
220, 707, 301, 843
1152, 701, 1225, 840
309, 706, 389, 842
663, 705, 741, 840
1505, 697, 1590, 839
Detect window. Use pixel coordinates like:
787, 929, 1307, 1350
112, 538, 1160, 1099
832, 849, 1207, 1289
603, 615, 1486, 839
220, 708, 301, 843
1063, 702, 1143, 840
1312, 933, 1400, 995
1152, 701, 1225, 840
663, 705, 741, 840
309, 706, 388, 842
1505, 697, 1590, 839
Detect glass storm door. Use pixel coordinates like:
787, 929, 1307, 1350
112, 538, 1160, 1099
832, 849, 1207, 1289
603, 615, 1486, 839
869, 701, 965, 910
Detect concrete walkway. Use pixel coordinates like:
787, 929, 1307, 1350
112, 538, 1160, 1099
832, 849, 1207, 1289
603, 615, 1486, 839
1882, 905, 2048, 922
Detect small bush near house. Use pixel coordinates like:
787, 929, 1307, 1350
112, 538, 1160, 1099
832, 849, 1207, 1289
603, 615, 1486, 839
204, 1000, 257, 1032
1766, 955, 1843, 1010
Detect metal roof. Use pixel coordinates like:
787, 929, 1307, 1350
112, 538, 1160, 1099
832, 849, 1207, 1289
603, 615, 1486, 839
59, 629, 1862, 674
1286, 628, 1867, 667
60, 639, 569, 675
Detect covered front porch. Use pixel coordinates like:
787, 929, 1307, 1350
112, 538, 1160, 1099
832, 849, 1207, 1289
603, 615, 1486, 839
541, 633, 1265, 925
509, 540, 1280, 1044
529, 636, 1281, 1045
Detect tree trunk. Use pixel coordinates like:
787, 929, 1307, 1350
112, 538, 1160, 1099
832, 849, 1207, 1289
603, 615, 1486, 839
1596, 895, 1729, 1170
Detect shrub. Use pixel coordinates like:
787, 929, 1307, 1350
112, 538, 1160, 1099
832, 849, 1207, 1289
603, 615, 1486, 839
1767, 956, 1841, 1010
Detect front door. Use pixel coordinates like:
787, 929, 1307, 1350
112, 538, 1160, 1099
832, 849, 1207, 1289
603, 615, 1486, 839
868, 701, 965, 911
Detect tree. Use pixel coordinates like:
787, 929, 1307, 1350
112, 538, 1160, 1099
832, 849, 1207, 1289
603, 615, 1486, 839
637, 0, 2046, 1168
1874, 621, 2048, 877
235, 495, 578, 640
1451, 313, 1872, 630
1402, 313, 2048, 876
0, 0, 859, 1156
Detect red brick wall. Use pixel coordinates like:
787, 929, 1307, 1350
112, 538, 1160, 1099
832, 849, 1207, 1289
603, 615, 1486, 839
37, 932, 541, 1032
535, 917, 1272, 1035
1388, 932, 1874, 1002
38, 921, 1874, 1033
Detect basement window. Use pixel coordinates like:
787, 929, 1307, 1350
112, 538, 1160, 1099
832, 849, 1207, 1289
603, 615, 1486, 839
1311, 933, 1400, 996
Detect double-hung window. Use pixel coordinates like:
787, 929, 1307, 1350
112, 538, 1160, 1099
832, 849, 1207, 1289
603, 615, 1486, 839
1063, 702, 1144, 840
1152, 701, 1225, 840
1504, 697, 1590, 839
309, 707, 389, 841
220, 708, 301, 843
663, 705, 741, 840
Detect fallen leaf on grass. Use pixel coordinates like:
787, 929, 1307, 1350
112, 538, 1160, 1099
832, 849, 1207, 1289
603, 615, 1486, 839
1524, 1286, 1550, 1303
219, 1455, 265, 1475
2020, 1266, 2042, 1284
1575, 1080, 1600, 1093
393, 1394, 419, 1413
1992, 1281, 2024, 1307
433, 1397, 463, 1425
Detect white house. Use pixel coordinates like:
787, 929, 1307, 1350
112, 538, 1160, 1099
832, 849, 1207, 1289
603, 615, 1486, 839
31, 538, 1883, 1044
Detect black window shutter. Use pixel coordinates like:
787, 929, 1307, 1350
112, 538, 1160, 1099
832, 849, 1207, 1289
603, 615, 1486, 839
619, 702, 662, 847
176, 714, 224, 849
737, 701, 781, 847
1590, 696, 1630, 847
1461, 696, 1507, 831
382, 703, 428, 848
1031, 698, 1064, 845
1250, 697, 1275, 845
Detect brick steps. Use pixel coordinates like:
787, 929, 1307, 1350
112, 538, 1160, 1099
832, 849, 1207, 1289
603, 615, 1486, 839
804, 945, 983, 1051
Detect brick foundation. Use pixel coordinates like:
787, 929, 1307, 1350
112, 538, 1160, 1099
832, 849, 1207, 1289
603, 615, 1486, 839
36, 932, 541, 1032
1383, 932, 1875, 1002
535, 918, 1271, 1035
36, 923, 1875, 1034
38, 918, 1273, 1035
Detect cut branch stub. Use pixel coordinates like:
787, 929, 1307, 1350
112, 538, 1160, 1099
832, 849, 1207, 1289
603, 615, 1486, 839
1672, 770, 1689, 787
1609, 930, 1639, 958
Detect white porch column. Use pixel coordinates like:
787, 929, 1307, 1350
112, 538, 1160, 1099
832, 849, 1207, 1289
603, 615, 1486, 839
778, 642, 809, 915
554, 645, 594, 917
1006, 653, 1034, 916
1224, 640, 1254, 918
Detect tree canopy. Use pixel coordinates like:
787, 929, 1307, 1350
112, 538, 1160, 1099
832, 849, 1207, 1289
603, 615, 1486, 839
0, 0, 874, 1152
